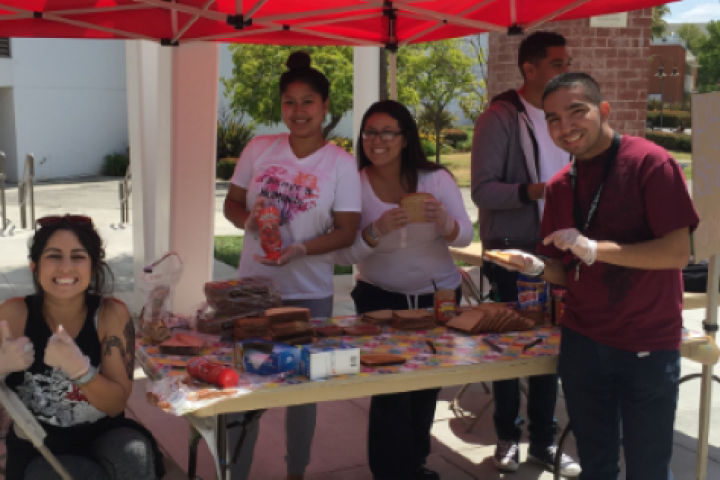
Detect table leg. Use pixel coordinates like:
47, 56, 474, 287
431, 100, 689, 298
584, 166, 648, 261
188, 423, 202, 479
216, 414, 229, 480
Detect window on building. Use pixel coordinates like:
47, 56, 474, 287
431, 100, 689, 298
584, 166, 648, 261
0, 39, 10, 58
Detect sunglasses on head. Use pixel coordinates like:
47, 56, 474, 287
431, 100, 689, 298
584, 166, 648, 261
36, 215, 93, 229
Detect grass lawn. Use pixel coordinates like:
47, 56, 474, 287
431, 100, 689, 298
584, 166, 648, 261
441, 150, 692, 185
214, 236, 353, 274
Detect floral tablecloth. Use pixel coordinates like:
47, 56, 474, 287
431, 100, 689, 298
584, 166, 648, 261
139, 316, 705, 416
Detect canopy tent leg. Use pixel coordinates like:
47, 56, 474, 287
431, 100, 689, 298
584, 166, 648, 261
126, 40, 219, 316
696, 254, 719, 480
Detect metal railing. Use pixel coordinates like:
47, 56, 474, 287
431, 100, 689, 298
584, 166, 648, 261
119, 164, 131, 223
0, 151, 7, 231
18, 154, 35, 229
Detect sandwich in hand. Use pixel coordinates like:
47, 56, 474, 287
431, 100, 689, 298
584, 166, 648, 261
399, 192, 435, 223
483, 250, 526, 270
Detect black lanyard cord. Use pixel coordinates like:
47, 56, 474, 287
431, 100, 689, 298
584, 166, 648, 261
569, 132, 622, 234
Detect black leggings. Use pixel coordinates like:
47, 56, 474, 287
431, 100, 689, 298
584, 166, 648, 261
351, 280, 460, 480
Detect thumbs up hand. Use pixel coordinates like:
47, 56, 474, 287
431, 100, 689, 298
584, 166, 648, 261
0, 320, 34, 380
44, 325, 90, 380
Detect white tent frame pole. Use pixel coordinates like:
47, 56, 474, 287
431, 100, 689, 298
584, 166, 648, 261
363, 0, 502, 31
524, 0, 591, 31
173, 0, 216, 43
193, 24, 284, 42
258, 5, 374, 23
390, 50, 397, 101
40, 12, 155, 40
696, 254, 719, 480
43, 5, 150, 16
245, 0, 269, 20
292, 13, 380, 30
399, 0, 500, 45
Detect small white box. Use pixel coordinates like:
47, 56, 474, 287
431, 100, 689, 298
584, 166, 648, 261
300, 343, 360, 380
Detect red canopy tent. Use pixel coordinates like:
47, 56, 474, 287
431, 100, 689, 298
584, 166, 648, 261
7, 3, 714, 480
0, 0, 676, 45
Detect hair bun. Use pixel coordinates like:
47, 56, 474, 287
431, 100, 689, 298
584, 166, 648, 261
286, 51, 312, 70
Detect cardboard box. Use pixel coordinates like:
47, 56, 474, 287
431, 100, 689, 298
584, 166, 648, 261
235, 339, 300, 376
300, 343, 360, 381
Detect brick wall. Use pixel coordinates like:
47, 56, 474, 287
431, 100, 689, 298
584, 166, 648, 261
487, 8, 652, 137
648, 44, 686, 104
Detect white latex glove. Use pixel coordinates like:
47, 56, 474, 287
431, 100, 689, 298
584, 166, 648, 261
244, 197, 266, 234
371, 207, 409, 238
44, 325, 90, 380
0, 320, 34, 380
543, 228, 597, 265
484, 249, 545, 277
254, 243, 307, 267
423, 199, 456, 236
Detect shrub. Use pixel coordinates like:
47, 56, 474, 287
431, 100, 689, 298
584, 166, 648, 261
102, 152, 130, 176
217, 158, 238, 180
645, 131, 692, 152
443, 128, 468, 146
646, 111, 692, 130
217, 110, 255, 160
328, 136, 353, 154
421, 138, 436, 157
455, 140, 472, 152
440, 144, 454, 155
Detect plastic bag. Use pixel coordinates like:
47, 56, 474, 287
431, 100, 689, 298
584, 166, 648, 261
204, 276, 281, 316
137, 252, 184, 344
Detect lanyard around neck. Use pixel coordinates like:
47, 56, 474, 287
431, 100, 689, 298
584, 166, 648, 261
569, 132, 621, 234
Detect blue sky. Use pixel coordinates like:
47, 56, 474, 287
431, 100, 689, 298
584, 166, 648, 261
667, 0, 720, 22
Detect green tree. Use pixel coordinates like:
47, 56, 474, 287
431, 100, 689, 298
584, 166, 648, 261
458, 35, 489, 124
697, 20, 720, 93
223, 45, 353, 138
397, 39, 480, 163
677, 23, 708, 56
652, 5, 670, 39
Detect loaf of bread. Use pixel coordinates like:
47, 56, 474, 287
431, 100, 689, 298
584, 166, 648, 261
446, 304, 534, 334
343, 324, 382, 336
233, 317, 271, 341
399, 192, 435, 223
361, 309, 394, 325
391, 309, 436, 330
271, 321, 313, 345
265, 307, 311, 325
204, 276, 281, 315
314, 325, 344, 337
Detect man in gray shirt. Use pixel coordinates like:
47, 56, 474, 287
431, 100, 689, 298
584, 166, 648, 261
470, 31, 580, 476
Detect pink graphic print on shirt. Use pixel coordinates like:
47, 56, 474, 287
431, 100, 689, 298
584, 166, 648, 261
255, 166, 320, 225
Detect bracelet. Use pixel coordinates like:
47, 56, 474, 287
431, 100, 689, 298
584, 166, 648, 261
72, 365, 98, 387
367, 223, 380, 243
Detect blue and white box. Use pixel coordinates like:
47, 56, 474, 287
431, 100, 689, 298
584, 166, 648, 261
235, 339, 301, 376
300, 343, 360, 380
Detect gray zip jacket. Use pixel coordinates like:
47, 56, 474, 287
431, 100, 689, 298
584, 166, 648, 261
471, 89, 543, 253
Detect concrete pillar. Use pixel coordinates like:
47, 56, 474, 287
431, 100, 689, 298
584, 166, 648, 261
353, 47, 380, 143
126, 41, 219, 315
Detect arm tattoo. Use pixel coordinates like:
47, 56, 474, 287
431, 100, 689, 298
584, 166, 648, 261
103, 320, 136, 380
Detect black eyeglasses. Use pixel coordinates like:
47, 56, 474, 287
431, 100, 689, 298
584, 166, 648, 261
36, 215, 93, 229
361, 130, 403, 142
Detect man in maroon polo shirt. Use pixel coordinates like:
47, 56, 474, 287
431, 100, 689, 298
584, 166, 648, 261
484, 72, 699, 479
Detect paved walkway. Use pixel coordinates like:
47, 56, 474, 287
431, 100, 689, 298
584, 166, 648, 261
1, 178, 718, 479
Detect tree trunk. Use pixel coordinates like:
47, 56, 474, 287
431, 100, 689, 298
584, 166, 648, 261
379, 48, 389, 101
323, 114, 343, 139
435, 129, 441, 164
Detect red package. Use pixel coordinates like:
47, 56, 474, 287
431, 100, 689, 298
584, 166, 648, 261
258, 206, 282, 260
186, 357, 239, 388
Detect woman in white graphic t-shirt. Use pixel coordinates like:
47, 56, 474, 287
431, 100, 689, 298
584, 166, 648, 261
223, 51, 361, 480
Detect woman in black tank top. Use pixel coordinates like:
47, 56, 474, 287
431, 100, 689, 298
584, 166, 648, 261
0, 215, 164, 479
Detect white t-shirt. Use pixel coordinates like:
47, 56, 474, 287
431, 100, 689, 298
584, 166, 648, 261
333, 169, 473, 295
231, 134, 362, 300
519, 94, 570, 214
